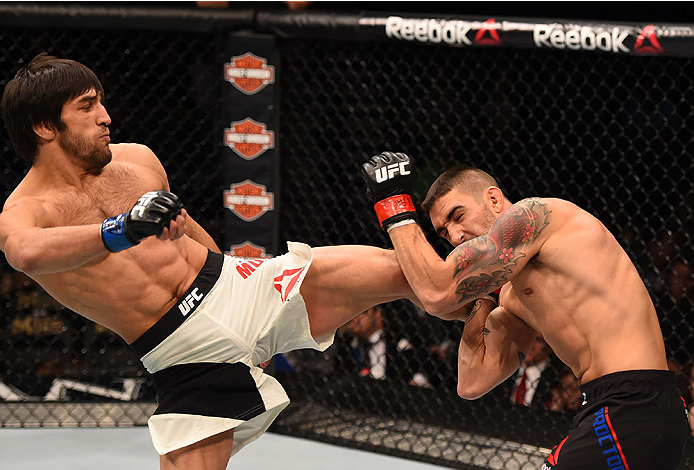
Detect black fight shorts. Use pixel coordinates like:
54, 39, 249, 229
542, 370, 688, 470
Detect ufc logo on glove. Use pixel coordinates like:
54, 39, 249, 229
362, 152, 418, 232
131, 192, 159, 218
374, 162, 411, 183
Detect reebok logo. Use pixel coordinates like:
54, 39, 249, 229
634, 25, 664, 54
178, 288, 203, 316
385, 16, 473, 45
274, 267, 305, 302
375, 162, 411, 183
533, 25, 629, 53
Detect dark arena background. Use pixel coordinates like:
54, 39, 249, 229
0, 3, 693, 469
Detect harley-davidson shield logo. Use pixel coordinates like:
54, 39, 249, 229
224, 52, 275, 95
224, 118, 275, 160
229, 241, 272, 259
224, 180, 274, 221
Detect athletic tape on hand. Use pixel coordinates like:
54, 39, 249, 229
386, 219, 418, 232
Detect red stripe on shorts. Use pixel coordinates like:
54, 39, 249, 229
548, 435, 569, 466
604, 406, 630, 470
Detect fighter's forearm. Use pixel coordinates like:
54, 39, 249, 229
456, 300, 502, 399
389, 223, 461, 316
3, 224, 108, 275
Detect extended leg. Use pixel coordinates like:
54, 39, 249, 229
301, 245, 417, 340
160, 429, 234, 470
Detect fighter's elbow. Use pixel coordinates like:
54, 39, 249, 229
456, 378, 489, 400
5, 237, 40, 274
419, 291, 458, 318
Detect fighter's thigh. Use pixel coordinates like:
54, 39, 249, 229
160, 429, 234, 470
301, 245, 414, 337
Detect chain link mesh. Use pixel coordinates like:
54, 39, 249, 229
0, 26, 227, 423
0, 22, 692, 470
274, 38, 694, 468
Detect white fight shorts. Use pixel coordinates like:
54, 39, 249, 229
130, 242, 333, 456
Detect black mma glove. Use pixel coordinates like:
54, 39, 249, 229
100, 191, 184, 253
362, 152, 418, 232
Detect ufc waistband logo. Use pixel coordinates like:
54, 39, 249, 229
375, 162, 410, 183
178, 287, 204, 316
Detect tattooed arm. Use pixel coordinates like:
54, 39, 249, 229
457, 300, 536, 399
389, 198, 552, 317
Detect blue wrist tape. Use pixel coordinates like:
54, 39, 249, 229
101, 213, 136, 253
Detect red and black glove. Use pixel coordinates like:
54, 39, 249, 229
361, 152, 418, 232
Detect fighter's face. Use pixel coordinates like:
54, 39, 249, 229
58, 89, 112, 172
429, 188, 497, 247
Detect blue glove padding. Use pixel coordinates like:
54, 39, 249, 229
100, 191, 183, 253
101, 213, 138, 253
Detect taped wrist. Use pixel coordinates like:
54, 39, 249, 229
374, 194, 418, 231
101, 213, 139, 253
386, 219, 417, 233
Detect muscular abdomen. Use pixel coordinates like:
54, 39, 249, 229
34, 236, 208, 343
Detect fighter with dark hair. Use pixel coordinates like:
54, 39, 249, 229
0, 54, 420, 470
363, 152, 688, 470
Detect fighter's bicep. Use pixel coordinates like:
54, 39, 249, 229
0, 202, 47, 256
0, 199, 46, 233
449, 199, 553, 305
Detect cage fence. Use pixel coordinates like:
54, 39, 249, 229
0, 7, 692, 469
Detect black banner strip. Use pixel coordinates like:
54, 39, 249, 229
0, 5, 690, 57
257, 11, 694, 58
0, 4, 253, 33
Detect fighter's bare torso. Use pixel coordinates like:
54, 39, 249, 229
3, 144, 208, 343
496, 198, 667, 383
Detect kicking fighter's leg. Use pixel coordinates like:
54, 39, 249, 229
301, 245, 417, 340
159, 429, 234, 470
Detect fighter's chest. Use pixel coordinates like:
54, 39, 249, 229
50, 168, 162, 226
501, 262, 550, 325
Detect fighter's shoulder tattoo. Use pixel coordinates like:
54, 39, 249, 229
451, 198, 551, 305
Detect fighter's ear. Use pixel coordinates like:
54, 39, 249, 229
486, 186, 505, 213
33, 122, 56, 142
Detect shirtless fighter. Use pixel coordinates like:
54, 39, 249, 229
362, 152, 688, 469
0, 54, 418, 470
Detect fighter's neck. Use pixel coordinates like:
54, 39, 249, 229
31, 152, 104, 188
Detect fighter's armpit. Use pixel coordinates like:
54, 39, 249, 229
450, 198, 552, 305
